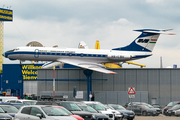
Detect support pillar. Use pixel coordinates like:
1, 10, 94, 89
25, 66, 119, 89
83, 70, 93, 101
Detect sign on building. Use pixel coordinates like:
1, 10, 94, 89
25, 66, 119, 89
0, 8, 13, 21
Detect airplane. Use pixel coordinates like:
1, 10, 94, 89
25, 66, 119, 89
3, 29, 175, 74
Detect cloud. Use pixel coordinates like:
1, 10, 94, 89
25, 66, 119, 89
1, 0, 180, 68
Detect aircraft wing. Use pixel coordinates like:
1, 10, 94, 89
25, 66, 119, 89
57, 59, 117, 74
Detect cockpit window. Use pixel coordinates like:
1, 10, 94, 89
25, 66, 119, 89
14, 48, 19, 51
6, 49, 15, 53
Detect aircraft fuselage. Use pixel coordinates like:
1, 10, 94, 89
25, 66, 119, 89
4, 46, 152, 63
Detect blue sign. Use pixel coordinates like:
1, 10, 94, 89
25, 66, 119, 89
0, 8, 13, 21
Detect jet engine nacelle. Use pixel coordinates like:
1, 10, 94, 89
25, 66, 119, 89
107, 52, 132, 60
42, 61, 64, 69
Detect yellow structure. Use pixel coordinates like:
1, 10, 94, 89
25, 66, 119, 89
125, 61, 146, 68
0, 21, 3, 73
102, 63, 122, 68
95, 40, 100, 49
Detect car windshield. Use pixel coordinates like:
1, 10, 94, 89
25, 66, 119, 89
13, 105, 25, 109
141, 105, 150, 109
42, 107, 69, 116
0, 107, 5, 113
23, 101, 37, 105
0, 106, 18, 113
78, 105, 98, 113
58, 103, 82, 111
167, 102, 178, 107
58, 107, 73, 115
86, 104, 106, 111
145, 104, 153, 108
152, 104, 160, 108
172, 104, 180, 109
106, 105, 115, 110
110, 105, 126, 110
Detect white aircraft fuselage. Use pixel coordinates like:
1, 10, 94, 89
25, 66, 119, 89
5, 46, 151, 63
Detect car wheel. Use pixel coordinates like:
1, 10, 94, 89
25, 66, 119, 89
142, 111, 147, 116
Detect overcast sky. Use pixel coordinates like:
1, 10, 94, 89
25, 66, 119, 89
1, 0, 180, 68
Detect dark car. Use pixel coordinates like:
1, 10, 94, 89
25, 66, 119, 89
0, 103, 26, 109
36, 101, 95, 120
74, 102, 110, 120
143, 104, 161, 115
0, 105, 18, 117
108, 104, 135, 120
152, 104, 162, 113
126, 104, 157, 116
163, 101, 180, 116
167, 104, 180, 116
0, 113, 13, 120
127, 102, 161, 115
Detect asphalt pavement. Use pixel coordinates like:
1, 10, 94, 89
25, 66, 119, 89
133, 114, 180, 120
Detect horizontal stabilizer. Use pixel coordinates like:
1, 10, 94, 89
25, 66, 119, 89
134, 29, 175, 35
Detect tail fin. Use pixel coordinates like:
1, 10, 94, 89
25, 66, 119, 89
95, 40, 100, 49
112, 29, 175, 52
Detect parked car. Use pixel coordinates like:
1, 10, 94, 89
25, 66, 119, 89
49, 106, 84, 120
0, 105, 18, 117
162, 101, 180, 115
98, 102, 123, 120
0, 97, 18, 102
0, 103, 26, 109
174, 109, 180, 116
5, 99, 37, 105
74, 102, 110, 120
167, 104, 180, 116
126, 104, 158, 116
127, 102, 161, 115
82, 101, 115, 120
143, 104, 161, 115
36, 101, 95, 120
15, 105, 77, 120
0, 113, 13, 120
151, 104, 162, 113
54, 101, 96, 120
107, 104, 135, 120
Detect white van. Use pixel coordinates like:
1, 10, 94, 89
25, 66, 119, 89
0, 96, 18, 102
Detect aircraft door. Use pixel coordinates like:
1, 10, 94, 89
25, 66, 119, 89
34, 49, 39, 58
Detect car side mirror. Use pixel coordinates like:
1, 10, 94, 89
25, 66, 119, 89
36, 114, 42, 119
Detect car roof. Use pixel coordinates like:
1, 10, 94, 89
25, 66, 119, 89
22, 105, 56, 107
17, 99, 37, 101
0, 103, 26, 105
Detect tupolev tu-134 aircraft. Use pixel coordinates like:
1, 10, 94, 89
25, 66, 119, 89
3, 29, 175, 74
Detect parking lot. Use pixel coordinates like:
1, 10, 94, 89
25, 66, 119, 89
134, 115, 180, 120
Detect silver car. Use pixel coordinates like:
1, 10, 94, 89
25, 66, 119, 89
15, 105, 78, 120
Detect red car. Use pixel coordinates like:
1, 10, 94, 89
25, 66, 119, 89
163, 101, 180, 116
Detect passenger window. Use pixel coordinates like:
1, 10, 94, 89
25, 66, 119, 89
21, 107, 31, 114
30, 107, 44, 117
16, 101, 22, 103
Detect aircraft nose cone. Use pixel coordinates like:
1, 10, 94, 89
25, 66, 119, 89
2, 53, 6, 57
